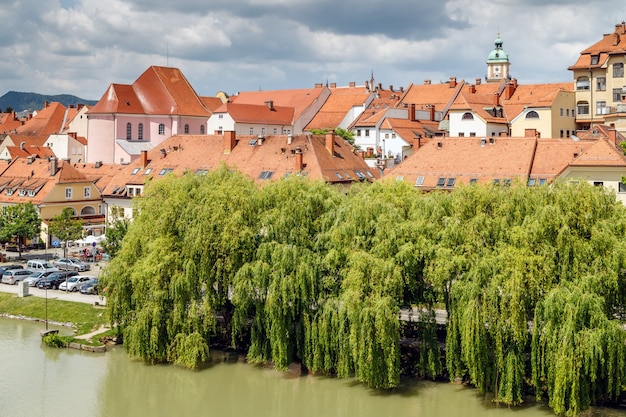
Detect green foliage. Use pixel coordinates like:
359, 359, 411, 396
0, 202, 41, 257
309, 127, 357, 147
103, 169, 626, 411
43, 333, 69, 348
48, 207, 84, 257
102, 206, 129, 257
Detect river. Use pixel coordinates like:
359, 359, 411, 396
0, 317, 624, 417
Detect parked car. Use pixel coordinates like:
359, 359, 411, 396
23, 270, 56, 287
2, 269, 33, 285
0, 264, 24, 277
53, 258, 90, 272
79, 278, 100, 295
36, 271, 78, 290
26, 259, 58, 273
58, 275, 94, 292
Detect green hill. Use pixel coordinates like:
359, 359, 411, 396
0, 91, 97, 113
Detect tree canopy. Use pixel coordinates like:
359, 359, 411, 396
0, 202, 41, 257
102, 170, 626, 415
48, 207, 84, 257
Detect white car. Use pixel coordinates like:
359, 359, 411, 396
1, 269, 33, 285
58, 275, 94, 292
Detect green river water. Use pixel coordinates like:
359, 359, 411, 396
0, 317, 624, 417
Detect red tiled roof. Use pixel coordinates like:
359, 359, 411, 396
230, 87, 329, 121
88, 66, 212, 117
569, 23, 626, 70
5, 145, 56, 159
502, 83, 574, 120
0, 112, 23, 133
399, 80, 465, 114
450, 83, 508, 123
306, 85, 371, 130
218, 103, 294, 125
103, 132, 380, 194
16, 102, 67, 136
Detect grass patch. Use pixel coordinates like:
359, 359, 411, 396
0, 292, 109, 335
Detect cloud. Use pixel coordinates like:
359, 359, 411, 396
0, 0, 622, 99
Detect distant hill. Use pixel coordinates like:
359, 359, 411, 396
0, 91, 98, 113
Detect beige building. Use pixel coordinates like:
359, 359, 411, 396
569, 22, 626, 133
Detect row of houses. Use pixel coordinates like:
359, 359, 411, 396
0, 22, 626, 246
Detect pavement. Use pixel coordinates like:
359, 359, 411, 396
0, 247, 107, 306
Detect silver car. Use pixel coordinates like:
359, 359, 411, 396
53, 258, 91, 272
2, 269, 33, 285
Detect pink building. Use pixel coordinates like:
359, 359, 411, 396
86, 66, 213, 164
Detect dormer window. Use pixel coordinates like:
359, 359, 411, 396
18, 189, 25, 196
462, 112, 474, 120
591, 55, 599, 65
6, 189, 13, 196
28, 190, 36, 197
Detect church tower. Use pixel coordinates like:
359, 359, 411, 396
486, 33, 510, 83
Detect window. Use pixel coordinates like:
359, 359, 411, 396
576, 76, 590, 90
613, 88, 623, 102
126, 122, 132, 140
459, 132, 464, 137
560, 130, 564, 138
597, 77, 606, 91
28, 190, 35, 197
258, 171, 274, 180
577, 101, 590, 115
364, 130, 369, 137
566, 109, 570, 117
249, 127, 254, 135
446, 177, 456, 187
218, 114, 223, 119
273, 128, 278, 134
138, 123, 143, 140
594, 181, 604, 187
436, 177, 446, 187
596, 101, 608, 115
200, 125, 205, 134
357, 129, 361, 136
5, 189, 12, 196
560, 108, 563, 116
159, 168, 168, 175
335, 172, 344, 180
538, 178, 547, 185
493, 179, 500, 185
385, 133, 389, 139
98, 205, 104, 215
415, 176, 424, 186
395, 176, 404, 181
84, 187, 91, 198
65, 187, 72, 199
261, 128, 266, 135
525, 111, 539, 119
131, 167, 140, 175
614, 63, 624, 78
158, 124, 165, 135
591, 55, 599, 65
469, 132, 476, 137
81, 206, 96, 215
184, 124, 189, 134
503, 178, 512, 186
18, 189, 25, 196
462, 112, 474, 120
619, 182, 626, 193
469, 178, 478, 184
528, 178, 536, 186
144, 168, 152, 175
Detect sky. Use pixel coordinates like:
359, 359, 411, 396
0, 0, 623, 101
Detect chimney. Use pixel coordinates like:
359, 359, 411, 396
475, 78, 481, 85
409, 103, 416, 122
223, 130, 236, 154
449, 77, 457, 88
609, 128, 618, 146
389, 85, 394, 91
504, 80, 517, 100
325, 131, 335, 156
437, 141, 442, 149
50, 157, 57, 176
349, 81, 356, 88
493, 92, 500, 106
424, 79, 431, 85
141, 150, 148, 168
314, 83, 323, 88
160, 148, 166, 158
358, 150, 365, 159
413, 135, 422, 149
95, 161, 102, 168
44, 101, 49, 108
468, 84, 476, 94
294, 151, 303, 171
287, 134, 292, 145
27, 155, 35, 164
265, 100, 274, 111
69, 132, 77, 139
330, 82, 336, 88
365, 80, 369, 91
525, 128, 537, 138
400, 86, 404, 92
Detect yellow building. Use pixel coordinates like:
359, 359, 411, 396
569, 22, 626, 132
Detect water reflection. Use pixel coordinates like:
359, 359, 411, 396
0, 317, 624, 417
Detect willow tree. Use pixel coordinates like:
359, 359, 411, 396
102, 166, 260, 368
231, 178, 341, 369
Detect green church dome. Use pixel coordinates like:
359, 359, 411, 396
487, 34, 508, 62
